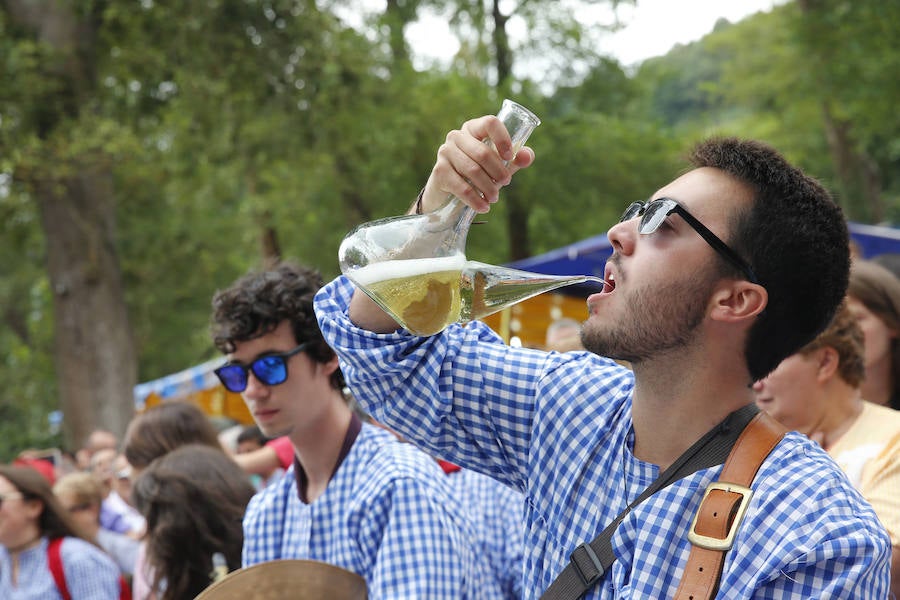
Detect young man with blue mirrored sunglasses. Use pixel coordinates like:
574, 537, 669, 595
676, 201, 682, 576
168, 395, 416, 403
210, 262, 509, 598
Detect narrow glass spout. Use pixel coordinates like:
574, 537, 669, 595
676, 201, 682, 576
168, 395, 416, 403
348, 257, 605, 336
460, 262, 606, 323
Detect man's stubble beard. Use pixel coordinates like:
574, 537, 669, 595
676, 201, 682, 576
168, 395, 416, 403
581, 269, 717, 365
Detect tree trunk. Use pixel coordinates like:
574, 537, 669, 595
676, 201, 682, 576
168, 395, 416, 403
4, 0, 138, 447
490, 0, 532, 260
797, 0, 884, 221
36, 170, 137, 447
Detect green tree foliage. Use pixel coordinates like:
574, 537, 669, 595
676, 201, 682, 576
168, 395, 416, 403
2, 0, 898, 456
630, 1, 900, 223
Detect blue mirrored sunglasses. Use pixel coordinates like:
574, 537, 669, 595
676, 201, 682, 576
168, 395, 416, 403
214, 343, 309, 393
620, 198, 759, 285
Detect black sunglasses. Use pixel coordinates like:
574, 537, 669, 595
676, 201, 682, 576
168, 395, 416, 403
0, 492, 23, 507
214, 343, 309, 393
620, 198, 759, 285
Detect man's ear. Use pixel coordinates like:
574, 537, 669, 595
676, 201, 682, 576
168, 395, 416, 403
814, 346, 840, 382
320, 353, 341, 377
709, 281, 767, 323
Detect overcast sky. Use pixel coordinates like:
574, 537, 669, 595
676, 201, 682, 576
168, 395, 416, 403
402, 0, 788, 67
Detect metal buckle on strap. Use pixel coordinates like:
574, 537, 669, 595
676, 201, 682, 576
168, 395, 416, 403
687, 482, 753, 551
569, 542, 605, 587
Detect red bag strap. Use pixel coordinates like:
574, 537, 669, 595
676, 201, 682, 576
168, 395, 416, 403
47, 537, 73, 600
47, 536, 131, 600
119, 574, 133, 600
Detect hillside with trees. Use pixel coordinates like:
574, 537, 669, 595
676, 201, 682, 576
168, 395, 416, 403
0, 0, 896, 456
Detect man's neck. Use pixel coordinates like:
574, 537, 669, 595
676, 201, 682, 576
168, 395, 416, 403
290, 399, 354, 502
629, 352, 755, 470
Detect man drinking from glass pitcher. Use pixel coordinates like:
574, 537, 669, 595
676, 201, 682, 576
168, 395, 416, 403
315, 113, 890, 598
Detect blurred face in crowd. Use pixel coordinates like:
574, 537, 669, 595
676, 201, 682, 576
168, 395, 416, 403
753, 349, 830, 434
54, 491, 98, 535
90, 448, 117, 493
0, 476, 41, 552
112, 454, 135, 506
847, 296, 896, 372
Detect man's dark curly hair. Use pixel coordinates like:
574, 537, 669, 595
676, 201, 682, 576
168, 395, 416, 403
690, 138, 850, 382
210, 262, 345, 391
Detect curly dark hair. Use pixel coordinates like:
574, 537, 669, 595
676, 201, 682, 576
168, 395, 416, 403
210, 262, 345, 390
131, 444, 255, 600
690, 138, 850, 381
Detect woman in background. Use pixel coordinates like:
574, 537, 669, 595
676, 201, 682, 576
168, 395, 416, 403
0, 465, 120, 599
131, 444, 255, 600
848, 259, 900, 410
53, 471, 141, 578
123, 400, 228, 599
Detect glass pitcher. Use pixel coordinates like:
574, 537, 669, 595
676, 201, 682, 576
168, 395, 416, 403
338, 100, 604, 336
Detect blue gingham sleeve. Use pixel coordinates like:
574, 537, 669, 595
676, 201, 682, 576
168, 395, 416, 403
316, 276, 553, 487
350, 472, 484, 598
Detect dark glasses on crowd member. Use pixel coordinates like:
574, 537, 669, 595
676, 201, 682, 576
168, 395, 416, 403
214, 343, 309, 393
0, 492, 23, 507
620, 198, 759, 285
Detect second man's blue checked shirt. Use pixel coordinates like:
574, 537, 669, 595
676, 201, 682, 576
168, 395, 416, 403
242, 421, 506, 599
315, 275, 891, 599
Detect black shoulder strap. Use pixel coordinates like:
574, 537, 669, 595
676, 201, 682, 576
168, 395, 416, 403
540, 403, 760, 600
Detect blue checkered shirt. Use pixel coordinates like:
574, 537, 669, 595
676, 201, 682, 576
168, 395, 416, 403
0, 537, 121, 599
315, 276, 892, 599
447, 468, 526, 598
242, 421, 505, 599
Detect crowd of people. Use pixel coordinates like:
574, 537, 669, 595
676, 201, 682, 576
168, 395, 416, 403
2, 110, 900, 599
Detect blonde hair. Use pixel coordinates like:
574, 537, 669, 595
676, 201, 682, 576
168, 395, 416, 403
53, 471, 104, 507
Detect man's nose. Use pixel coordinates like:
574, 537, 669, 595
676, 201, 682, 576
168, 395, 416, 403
607, 217, 637, 256
243, 371, 269, 397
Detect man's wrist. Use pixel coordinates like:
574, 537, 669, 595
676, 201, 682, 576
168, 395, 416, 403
414, 187, 426, 215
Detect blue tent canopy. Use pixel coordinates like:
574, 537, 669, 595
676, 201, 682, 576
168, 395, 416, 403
507, 222, 900, 296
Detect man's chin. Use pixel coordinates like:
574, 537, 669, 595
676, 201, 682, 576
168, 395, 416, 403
259, 423, 294, 439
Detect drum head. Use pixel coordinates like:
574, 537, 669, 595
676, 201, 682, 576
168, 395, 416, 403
195, 559, 367, 599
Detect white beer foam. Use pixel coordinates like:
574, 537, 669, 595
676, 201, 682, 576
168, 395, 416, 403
350, 255, 466, 286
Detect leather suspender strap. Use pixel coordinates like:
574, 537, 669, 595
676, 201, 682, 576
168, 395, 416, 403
673, 411, 785, 600
541, 403, 763, 600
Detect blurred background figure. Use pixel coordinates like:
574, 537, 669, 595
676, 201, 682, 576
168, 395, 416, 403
110, 453, 146, 535
234, 425, 284, 490
122, 400, 230, 600
76, 429, 119, 472
235, 424, 267, 454
544, 317, 585, 352
123, 401, 225, 475
132, 444, 256, 600
53, 471, 140, 578
753, 301, 900, 595
0, 465, 122, 598
872, 252, 900, 281
90, 448, 145, 540
231, 433, 294, 491
12, 453, 58, 486
847, 259, 900, 410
